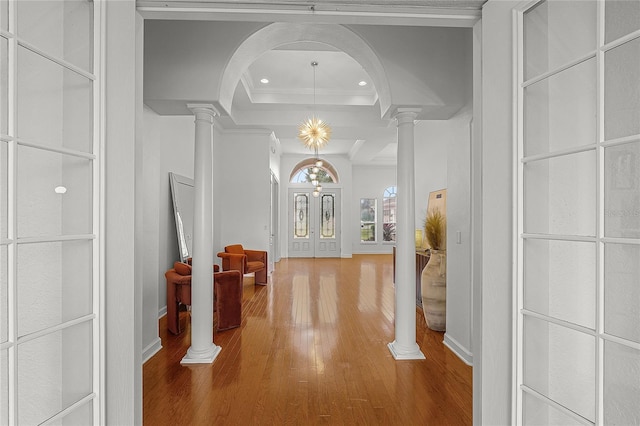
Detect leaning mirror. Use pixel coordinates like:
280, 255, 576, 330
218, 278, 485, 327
169, 172, 194, 262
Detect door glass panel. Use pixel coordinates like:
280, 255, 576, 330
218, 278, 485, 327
17, 46, 93, 153
524, 151, 596, 236
1, 349, 7, 426
17, 240, 92, 337
1, 141, 6, 240
294, 193, 309, 239
1, 244, 7, 343
360, 198, 376, 242
17, 320, 92, 425
320, 193, 335, 239
17, 147, 92, 238
604, 340, 640, 425
604, 142, 640, 238
524, 0, 596, 80
605, 0, 640, 44
604, 243, 640, 344
604, 37, 640, 141
524, 239, 596, 329
523, 316, 596, 422
16, 0, 93, 72
1, 37, 7, 135
61, 400, 93, 425
524, 58, 596, 157
523, 392, 583, 426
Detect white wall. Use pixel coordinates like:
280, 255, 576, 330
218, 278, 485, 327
414, 120, 448, 230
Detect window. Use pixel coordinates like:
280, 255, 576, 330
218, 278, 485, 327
383, 186, 396, 242
360, 198, 376, 242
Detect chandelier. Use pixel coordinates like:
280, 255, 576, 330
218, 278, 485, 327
298, 61, 331, 150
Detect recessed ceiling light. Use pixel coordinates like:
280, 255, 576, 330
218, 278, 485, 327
358, 81, 367, 86
54, 186, 67, 194
260, 78, 269, 84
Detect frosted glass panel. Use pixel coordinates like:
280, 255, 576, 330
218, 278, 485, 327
17, 0, 93, 72
1, 349, 7, 426
523, 392, 583, 426
61, 400, 93, 426
604, 142, 640, 238
605, 37, 640, 141
1, 244, 7, 343
17, 240, 92, 337
1, 141, 6, 240
604, 243, 640, 344
605, 0, 640, 44
523, 316, 595, 422
17, 147, 92, 238
524, 239, 595, 328
320, 193, 335, 239
524, 0, 596, 80
524, 58, 596, 157
604, 340, 640, 425
17, 320, 93, 425
17, 47, 93, 153
524, 151, 596, 236
294, 193, 309, 239
1, 37, 7, 135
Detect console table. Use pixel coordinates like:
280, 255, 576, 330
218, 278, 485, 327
392, 247, 431, 308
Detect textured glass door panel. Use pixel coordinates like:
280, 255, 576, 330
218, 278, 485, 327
61, 401, 93, 425
1, 349, 7, 426
320, 193, 335, 239
604, 243, 640, 344
16, 0, 93, 72
604, 142, 640, 238
1, 37, 7, 135
523, 316, 596, 422
17, 320, 92, 425
17, 147, 92, 238
524, 151, 596, 236
523, 392, 584, 426
524, 58, 596, 157
17, 240, 92, 337
1, 141, 6, 240
1, 245, 7, 343
604, 340, 640, 425
294, 193, 309, 239
524, 0, 596, 80
605, 0, 640, 44
524, 239, 596, 328
605, 37, 640, 141
17, 47, 93, 153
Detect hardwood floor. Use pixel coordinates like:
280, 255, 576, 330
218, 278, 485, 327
144, 255, 472, 425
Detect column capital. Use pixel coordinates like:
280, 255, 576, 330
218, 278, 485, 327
187, 103, 220, 123
393, 107, 422, 125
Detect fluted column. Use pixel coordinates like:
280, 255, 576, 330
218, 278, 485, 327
181, 104, 221, 365
388, 108, 425, 360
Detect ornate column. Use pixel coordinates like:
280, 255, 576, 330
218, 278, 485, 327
388, 108, 425, 360
181, 104, 221, 364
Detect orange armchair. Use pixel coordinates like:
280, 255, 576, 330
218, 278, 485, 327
165, 261, 243, 334
217, 244, 268, 285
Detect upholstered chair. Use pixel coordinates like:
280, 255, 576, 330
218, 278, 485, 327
165, 261, 243, 334
217, 244, 268, 285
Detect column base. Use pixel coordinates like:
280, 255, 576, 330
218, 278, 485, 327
181, 343, 222, 365
387, 341, 426, 360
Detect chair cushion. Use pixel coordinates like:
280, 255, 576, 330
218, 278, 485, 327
246, 260, 265, 273
174, 261, 192, 276
225, 244, 245, 254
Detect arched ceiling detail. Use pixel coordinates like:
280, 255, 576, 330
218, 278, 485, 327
218, 22, 392, 119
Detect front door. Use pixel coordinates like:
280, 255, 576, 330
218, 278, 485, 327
288, 187, 341, 258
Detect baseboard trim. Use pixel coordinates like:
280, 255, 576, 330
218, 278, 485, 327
341, 254, 353, 258
142, 338, 163, 364
158, 306, 167, 319
443, 333, 473, 366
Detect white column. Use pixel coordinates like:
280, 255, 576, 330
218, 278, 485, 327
388, 108, 425, 360
181, 104, 221, 364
